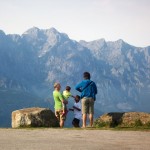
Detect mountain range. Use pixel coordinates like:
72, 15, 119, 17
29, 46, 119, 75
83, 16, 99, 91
0, 27, 150, 127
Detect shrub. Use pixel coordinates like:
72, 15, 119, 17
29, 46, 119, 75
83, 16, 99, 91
145, 121, 150, 127
94, 119, 110, 128
134, 119, 143, 127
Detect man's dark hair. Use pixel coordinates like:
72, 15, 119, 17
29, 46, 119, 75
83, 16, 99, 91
66, 86, 71, 91
83, 72, 91, 79
76, 95, 80, 100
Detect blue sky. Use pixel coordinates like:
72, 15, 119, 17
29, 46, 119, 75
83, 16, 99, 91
0, 0, 150, 47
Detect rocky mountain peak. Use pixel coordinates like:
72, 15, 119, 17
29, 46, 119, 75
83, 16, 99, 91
44, 27, 69, 42
79, 38, 106, 52
48, 27, 58, 33
8, 34, 21, 42
0, 30, 6, 38
23, 27, 40, 35
22, 27, 70, 46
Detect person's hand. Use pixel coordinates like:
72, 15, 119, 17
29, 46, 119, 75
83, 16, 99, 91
71, 95, 75, 98
73, 106, 81, 111
69, 108, 74, 111
63, 100, 68, 104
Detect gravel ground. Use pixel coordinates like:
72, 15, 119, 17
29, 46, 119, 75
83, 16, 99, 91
0, 128, 150, 150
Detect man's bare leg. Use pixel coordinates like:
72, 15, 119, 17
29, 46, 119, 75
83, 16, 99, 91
60, 120, 64, 128
82, 114, 87, 128
89, 114, 93, 127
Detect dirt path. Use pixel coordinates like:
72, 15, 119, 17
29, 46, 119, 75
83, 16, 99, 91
0, 128, 150, 150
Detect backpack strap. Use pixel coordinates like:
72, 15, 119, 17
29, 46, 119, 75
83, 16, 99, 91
81, 81, 93, 92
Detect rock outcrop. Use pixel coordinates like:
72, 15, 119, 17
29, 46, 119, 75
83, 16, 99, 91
12, 107, 59, 128
94, 112, 150, 128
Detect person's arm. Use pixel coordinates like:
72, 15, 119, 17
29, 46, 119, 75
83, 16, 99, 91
58, 93, 68, 104
62, 100, 68, 104
73, 106, 81, 111
75, 82, 83, 92
69, 91, 75, 99
69, 108, 74, 111
68, 92, 72, 98
93, 82, 97, 95
71, 95, 75, 98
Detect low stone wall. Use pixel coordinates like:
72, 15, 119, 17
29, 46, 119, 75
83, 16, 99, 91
94, 112, 150, 128
12, 107, 59, 128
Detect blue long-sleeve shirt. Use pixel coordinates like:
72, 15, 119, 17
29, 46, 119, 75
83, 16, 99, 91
75, 79, 97, 100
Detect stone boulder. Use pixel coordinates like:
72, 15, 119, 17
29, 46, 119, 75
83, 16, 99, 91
94, 112, 150, 128
12, 107, 59, 128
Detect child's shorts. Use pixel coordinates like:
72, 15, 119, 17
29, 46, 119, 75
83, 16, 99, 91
72, 118, 80, 125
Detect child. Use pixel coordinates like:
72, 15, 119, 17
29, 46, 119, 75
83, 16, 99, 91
69, 95, 82, 127
62, 86, 73, 115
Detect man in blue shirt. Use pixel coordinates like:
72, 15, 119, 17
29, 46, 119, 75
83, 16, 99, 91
75, 72, 97, 128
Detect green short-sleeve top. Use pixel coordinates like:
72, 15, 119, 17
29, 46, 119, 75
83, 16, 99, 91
53, 90, 64, 110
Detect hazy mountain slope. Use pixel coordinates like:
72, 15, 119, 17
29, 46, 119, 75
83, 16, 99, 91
80, 39, 150, 112
0, 27, 150, 127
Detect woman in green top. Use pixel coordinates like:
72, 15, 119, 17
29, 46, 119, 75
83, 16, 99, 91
53, 82, 68, 128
